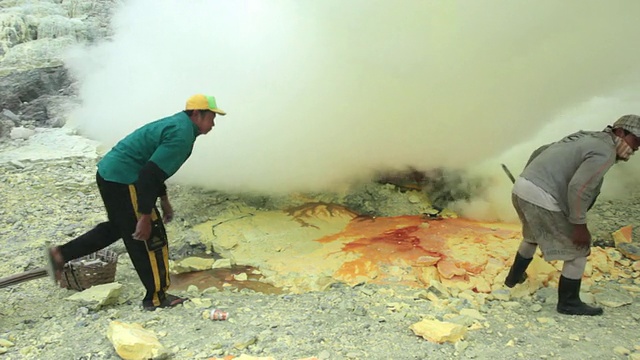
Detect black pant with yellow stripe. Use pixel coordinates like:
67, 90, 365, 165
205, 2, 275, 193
58, 172, 171, 307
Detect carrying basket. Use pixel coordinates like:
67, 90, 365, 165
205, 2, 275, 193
59, 249, 118, 291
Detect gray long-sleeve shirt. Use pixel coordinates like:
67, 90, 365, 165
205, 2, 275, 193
520, 130, 617, 224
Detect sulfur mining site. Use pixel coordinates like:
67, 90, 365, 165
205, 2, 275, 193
3, 1, 640, 360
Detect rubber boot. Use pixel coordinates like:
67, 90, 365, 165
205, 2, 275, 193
556, 275, 603, 316
504, 252, 532, 288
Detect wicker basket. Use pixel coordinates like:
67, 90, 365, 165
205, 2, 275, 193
59, 249, 118, 291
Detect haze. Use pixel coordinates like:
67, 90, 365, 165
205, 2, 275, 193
65, 0, 640, 220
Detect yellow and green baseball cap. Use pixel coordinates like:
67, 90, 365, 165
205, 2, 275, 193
185, 94, 226, 116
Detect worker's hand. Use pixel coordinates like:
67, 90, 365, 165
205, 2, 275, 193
571, 223, 591, 250
160, 197, 174, 223
132, 214, 152, 241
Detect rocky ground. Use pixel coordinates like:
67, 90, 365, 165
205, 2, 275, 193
1, 134, 640, 360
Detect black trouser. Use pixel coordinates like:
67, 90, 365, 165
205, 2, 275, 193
59, 172, 170, 306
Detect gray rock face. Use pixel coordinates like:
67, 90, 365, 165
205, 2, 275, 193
0, 66, 72, 125
0, 0, 117, 137
0, 1, 110, 72
0, 37, 75, 70
0, 119, 13, 138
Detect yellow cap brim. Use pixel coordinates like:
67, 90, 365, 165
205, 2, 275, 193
211, 108, 226, 116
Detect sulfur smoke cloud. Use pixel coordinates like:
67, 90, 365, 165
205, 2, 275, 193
65, 0, 640, 206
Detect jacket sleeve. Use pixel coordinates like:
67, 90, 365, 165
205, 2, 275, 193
149, 128, 194, 178
135, 161, 169, 215
567, 150, 615, 224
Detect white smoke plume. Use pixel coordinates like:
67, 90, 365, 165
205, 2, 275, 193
64, 0, 640, 221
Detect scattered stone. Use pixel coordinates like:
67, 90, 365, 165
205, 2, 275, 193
620, 285, 640, 293
505, 339, 515, 347
235, 272, 248, 281
9, 159, 25, 168
533, 287, 556, 304
617, 242, 640, 261
605, 248, 623, 263
360, 286, 376, 296
536, 317, 556, 325
593, 286, 633, 308
107, 321, 168, 360
201, 286, 219, 295
427, 280, 451, 298
527, 257, 558, 281
385, 302, 408, 312
491, 289, 511, 301
437, 259, 467, 279
447, 314, 476, 327
353, 305, 367, 316
612, 226, 633, 247
501, 301, 521, 309
9, 126, 35, 140
455, 340, 469, 352
66, 282, 123, 308
0, 338, 14, 347
183, 297, 212, 309
508, 283, 532, 299
171, 256, 215, 273
1, 109, 19, 122
410, 318, 467, 343
459, 308, 485, 321
186, 285, 200, 295
212, 258, 233, 269
233, 335, 258, 350
613, 346, 630, 356
458, 289, 483, 307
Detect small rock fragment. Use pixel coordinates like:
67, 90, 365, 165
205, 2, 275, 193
410, 318, 467, 343
107, 321, 168, 360
613, 346, 630, 356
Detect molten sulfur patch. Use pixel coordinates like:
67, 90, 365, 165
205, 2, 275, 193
318, 216, 521, 289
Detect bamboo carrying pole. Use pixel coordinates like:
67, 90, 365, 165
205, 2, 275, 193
0, 267, 48, 288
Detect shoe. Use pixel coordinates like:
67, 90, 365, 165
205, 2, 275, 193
556, 275, 603, 316
504, 252, 532, 288
142, 294, 188, 311
45, 246, 64, 285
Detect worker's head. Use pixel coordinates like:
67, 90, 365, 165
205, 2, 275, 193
612, 114, 640, 161
184, 94, 226, 135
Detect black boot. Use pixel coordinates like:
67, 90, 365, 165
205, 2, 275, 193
504, 252, 532, 288
556, 275, 603, 316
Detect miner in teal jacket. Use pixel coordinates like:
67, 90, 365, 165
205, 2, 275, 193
47, 94, 226, 310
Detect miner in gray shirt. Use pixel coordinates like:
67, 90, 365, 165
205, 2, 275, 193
504, 114, 640, 316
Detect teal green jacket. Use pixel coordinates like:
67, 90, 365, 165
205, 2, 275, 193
97, 112, 200, 213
